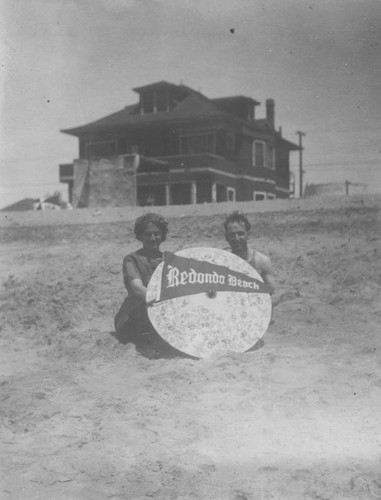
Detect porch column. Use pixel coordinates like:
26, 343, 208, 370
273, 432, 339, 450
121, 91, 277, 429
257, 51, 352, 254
165, 184, 170, 206
211, 182, 217, 203
191, 182, 197, 204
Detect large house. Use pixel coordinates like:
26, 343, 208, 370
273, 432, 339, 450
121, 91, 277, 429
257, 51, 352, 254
60, 81, 299, 207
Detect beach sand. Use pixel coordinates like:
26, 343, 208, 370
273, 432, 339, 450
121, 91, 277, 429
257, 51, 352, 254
0, 197, 380, 499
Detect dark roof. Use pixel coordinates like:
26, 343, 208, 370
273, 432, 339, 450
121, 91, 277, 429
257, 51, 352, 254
133, 80, 182, 93
275, 135, 300, 151
1, 198, 37, 211
256, 118, 271, 127
212, 95, 260, 107
133, 80, 175, 92
61, 81, 300, 150
61, 92, 230, 136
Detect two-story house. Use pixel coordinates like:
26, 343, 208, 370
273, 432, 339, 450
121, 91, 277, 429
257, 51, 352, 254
60, 81, 299, 207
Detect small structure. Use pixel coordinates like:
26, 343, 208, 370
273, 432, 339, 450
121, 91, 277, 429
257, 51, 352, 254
60, 81, 300, 207
304, 182, 368, 197
1, 193, 68, 212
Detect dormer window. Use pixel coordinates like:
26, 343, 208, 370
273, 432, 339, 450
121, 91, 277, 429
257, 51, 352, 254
141, 89, 169, 114
141, 92, 154, 113
155, 90, 169, 112
247, 104, 254, 120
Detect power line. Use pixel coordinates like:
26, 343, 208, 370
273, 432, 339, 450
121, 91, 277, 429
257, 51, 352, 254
0, 182, 61, 188
304, 159, 380, 167
304, 126, 381, 134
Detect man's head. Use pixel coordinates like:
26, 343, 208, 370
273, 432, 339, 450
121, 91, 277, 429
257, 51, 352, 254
223, 211, 251, 253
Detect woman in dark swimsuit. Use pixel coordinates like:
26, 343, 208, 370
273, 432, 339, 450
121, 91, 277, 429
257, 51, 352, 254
114, 212, 168, 344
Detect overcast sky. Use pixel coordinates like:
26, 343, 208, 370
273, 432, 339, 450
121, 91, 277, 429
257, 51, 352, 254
1, 0, 380, 207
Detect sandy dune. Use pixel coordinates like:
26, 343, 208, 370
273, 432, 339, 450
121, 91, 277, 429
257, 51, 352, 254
0, 197, 380, 499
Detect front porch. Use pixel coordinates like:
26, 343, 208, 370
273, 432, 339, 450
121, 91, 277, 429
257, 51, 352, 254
137, 178, 236, 206
60, 154, 237, 208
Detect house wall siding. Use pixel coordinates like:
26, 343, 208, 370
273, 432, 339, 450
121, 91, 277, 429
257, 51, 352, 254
275, 146, 290, 190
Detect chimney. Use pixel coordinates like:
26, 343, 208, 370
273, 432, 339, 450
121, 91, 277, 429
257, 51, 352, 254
266, 99, 275, 128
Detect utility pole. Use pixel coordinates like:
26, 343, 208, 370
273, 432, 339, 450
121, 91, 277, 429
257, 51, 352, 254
296, 131, 306, 198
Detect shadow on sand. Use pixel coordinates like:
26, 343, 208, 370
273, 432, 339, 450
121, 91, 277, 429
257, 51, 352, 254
111, 329, 197, 360
112, 329, 264, 360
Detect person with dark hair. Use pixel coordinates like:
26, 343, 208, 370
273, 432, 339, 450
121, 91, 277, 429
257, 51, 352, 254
224, 211, 279, 305
114, 212, 168, 343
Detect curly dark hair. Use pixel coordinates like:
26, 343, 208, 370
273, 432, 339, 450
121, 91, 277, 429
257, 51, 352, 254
134, 212, 169, 241
223, 211, 251, 232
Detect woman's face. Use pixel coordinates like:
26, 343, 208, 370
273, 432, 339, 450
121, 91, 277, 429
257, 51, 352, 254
139, 222, 163, 251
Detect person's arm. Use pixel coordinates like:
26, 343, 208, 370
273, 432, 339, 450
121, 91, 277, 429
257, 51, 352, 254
123, 254, 147, 303
128, 278, 147, 302
256, 253, 280, 307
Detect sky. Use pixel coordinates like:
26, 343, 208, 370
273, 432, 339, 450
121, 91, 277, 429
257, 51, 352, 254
1, 0, 380, 207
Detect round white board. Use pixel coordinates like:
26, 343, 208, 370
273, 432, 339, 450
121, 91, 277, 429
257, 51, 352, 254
146, 247, 272, 358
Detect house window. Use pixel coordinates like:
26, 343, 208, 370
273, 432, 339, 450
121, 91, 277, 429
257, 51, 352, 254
253, 191, 266, 201
266, 143, 275, 169
87, 141, 117, 159
253, 191, 275, 201
141, 92, 154, 113
155, 90, 169, 112
253, 141, 275, 169
253, 141, 265, 168
227, 187, 236, 202
180, 133, 215, 154
227, 132, 235, 150
141, 90, 169, 114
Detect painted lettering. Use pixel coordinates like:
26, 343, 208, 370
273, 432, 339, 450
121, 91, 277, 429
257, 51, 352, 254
167, 265, 179, 287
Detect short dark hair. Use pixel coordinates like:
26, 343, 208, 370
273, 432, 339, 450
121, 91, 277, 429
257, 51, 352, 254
223, 211, 251, 232
134, 212, 169, 241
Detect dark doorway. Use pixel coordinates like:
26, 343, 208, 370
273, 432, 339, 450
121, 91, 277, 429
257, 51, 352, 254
216, 184, 226, 202
137, 185, 166, 206
196, 181, 212, 203
171, 183, 191, 205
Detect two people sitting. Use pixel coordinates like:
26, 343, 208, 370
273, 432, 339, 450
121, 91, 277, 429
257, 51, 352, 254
114, 211, 276, 345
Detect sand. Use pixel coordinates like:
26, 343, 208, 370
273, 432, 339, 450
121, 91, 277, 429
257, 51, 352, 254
0, 197, 380, 499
